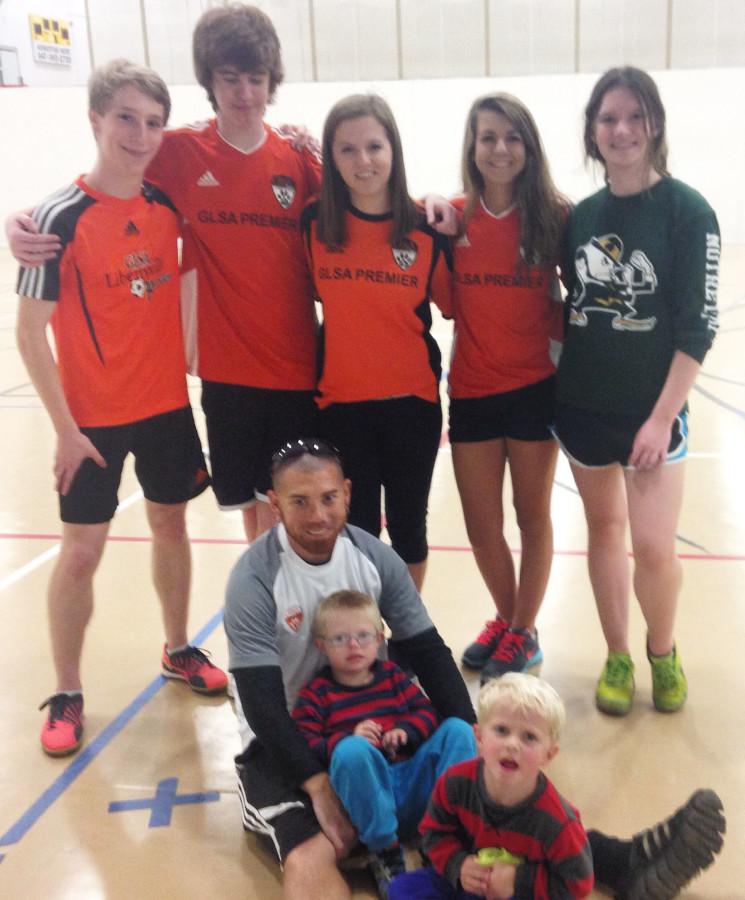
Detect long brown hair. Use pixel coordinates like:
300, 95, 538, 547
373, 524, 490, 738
317, 94, 419, 249
584, 66, 669, 184
461, 93, 566, 266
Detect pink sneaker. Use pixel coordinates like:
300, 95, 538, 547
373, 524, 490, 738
39, 693, 84, 757
161, 644, 228, 695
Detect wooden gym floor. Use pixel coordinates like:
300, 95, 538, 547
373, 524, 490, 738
0, 245, 742, 899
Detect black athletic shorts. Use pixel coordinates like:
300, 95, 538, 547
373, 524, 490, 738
60, 406, 210, 524
319, 396, 442, 564
201, 382, 317, 507
236, 741, 321, 863
552, 402, 689, 468
448, 376, 556, 444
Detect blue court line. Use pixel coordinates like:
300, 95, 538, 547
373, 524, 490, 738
108, 776, 220, 828
0, 608, 225, 856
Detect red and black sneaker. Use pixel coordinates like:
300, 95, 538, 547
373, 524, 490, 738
161, 644, 228, 695
480, 627, 543, 684
39, 692, 84, 757
461, 617, 509, 670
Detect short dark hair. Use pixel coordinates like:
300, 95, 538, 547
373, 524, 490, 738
192, 4, 284, 111
270, 438, 343, 485
584, 66, 669, 182
88, 58, 170, 124
317, 94, 419, 250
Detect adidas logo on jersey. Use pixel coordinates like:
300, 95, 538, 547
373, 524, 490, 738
197, 170, 220, 187
124, 220, 140, 236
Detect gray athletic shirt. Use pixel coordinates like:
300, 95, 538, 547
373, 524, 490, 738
224, 523, 434, 748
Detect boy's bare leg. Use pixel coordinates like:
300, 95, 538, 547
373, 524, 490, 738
146, 500, 190, 649
48, 522, 110, 690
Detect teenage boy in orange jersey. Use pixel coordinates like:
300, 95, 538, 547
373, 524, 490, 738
10, 6, 320, 543
15, 59, 227, 758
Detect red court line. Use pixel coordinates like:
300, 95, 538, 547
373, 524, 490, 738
1, 533, 743, 562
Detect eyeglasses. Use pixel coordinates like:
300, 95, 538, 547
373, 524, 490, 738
271, 438, 341, 465
322, 630, 378, 648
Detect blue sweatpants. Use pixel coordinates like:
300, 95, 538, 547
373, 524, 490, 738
329, 717, 476, 852
389, 867, 485, 899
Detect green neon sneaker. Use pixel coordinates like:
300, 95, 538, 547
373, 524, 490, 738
596, 652, 635, 716
648, 644, 687, 713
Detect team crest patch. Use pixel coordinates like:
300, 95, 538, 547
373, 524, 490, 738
392, 238, 418, 270
284, 607, 304, 632
272, 175, 296, 209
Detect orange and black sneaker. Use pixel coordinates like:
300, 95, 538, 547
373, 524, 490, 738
161, 644, 228, 695
39, 692, 84, 757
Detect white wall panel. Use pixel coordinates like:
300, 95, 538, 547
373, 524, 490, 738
313, 0, 398, 81
579, 0, 667, 73
400, 0, 485, 78
144, 0, 203, 84
87, 0, 146, 68
671, 0, 745, 68
488, 0, 574, 76
255, 0, 314, 82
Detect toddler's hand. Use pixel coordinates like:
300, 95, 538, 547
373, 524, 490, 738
381, 727, 408, 759
353, 718, 382, 745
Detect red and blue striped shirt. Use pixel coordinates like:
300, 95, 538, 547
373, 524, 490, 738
292, 659, 439, 765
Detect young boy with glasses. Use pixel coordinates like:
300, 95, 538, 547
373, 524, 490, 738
293, 590, 476, 899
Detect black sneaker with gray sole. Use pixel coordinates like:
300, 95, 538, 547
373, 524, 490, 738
619, 789, 726, 900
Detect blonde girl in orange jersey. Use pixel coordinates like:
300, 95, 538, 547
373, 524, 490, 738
301, 95, 452, 591
451, 94, 567, 683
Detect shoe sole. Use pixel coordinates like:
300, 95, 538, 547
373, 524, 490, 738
596, 696, 633, 716
41, 736, 83, 757
653, 693, 688, 713
623, 790, 726, 900
162, 667, 228, 696
480, 658, 543, 686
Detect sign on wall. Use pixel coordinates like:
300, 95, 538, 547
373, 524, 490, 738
29, 14, 72, 67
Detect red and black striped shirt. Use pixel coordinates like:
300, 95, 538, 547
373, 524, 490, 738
421, 758, 593, 899
292, 659, 439, 765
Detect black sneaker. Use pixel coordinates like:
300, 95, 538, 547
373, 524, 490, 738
369, 844, 406, 900
619, 789, 726, 899
461, 617, 509, 669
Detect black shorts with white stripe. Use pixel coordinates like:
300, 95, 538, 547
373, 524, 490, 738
235, 741, 321, 863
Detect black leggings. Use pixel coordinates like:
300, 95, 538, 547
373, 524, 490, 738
320, 396, 442, 564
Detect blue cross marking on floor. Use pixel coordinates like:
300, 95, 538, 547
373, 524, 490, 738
108, 777, 220, 827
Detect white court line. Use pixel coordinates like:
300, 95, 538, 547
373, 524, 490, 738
0, 489, 144, 593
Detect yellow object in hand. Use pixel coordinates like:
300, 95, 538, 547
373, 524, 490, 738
477, 847, 524, 867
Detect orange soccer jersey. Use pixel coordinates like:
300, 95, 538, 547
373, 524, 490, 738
303, 203, 452, 409
449, 197, 563, 398
146, 121, 321, 389
16, 178, 187, 428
